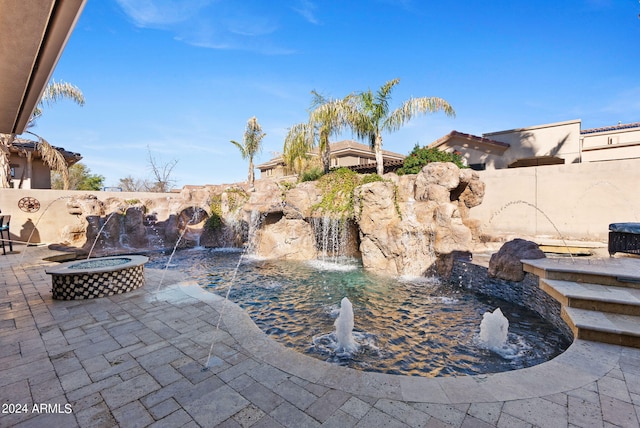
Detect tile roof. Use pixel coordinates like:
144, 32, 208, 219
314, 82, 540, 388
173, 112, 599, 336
430, 131, 510, 150
12, 138, 82, 164
256, 140, 405, 170
580, 122, 640, 135
316, 140, 405, 159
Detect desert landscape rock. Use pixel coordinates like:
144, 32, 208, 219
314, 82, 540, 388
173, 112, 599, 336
63, 162, 485, 277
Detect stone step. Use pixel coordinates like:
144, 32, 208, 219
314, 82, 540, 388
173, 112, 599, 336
561, 306, 640, 348
540, 278, 640, 316
523, 258, 640, 289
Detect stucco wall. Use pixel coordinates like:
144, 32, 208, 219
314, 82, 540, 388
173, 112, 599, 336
9, 156, 51, 189
470, 158, 640, 241
581, 127, 640, 162
2, 158, 638, 248
484, 119, 581, 168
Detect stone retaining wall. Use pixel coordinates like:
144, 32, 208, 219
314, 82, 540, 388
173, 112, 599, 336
450, 259, 573, 340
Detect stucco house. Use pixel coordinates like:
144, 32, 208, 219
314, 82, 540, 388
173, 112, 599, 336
257, 140, 406, 179
9, 139, 82, 189
429, 119, 640, 170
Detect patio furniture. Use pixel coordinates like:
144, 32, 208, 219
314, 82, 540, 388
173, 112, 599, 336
0, 215, 12, 255
608, 223, 640, 256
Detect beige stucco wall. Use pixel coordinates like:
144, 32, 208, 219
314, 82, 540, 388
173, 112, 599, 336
3, 158, 638, 248
0, 189, 183, 246
483, 119, 582, 168
9, 156, 52, 189
470, 158, 640, 241
334, 155, 371, 167
581, 127, 640, 162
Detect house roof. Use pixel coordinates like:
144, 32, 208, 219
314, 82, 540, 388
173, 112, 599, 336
12, 138, 82, 165
581, 122, 640, 135
256, 155, 285, 171
327, 140, 405, 160
429, 130, 510, 154
346, 159, 406, 174
0, 0, 86, 134
256, 140, 406, 171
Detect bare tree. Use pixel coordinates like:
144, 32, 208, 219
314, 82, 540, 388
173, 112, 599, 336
146, 146, 178, 192
118, 175, 147, 192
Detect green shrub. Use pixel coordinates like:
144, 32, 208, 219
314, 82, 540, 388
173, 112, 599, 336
300, 167, 325, 182
396, 144, 466, 175
205, 213, 223, 231
225, 187, 249, 212
360, 173, 384, 185
312, 168, 400, 219
207, 195, 223, 231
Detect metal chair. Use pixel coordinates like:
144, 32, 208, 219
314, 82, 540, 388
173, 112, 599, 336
0, 215, 12, 255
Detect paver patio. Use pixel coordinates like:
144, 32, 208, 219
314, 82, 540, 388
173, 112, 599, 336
1, 246, 639, 427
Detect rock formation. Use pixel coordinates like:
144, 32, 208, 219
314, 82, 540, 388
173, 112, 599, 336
488, 238, 546, 281
60, 162, 485, 277
354, 163, 483, 277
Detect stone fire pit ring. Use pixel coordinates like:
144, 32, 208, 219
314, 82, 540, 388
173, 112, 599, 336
46, 255, 149, 300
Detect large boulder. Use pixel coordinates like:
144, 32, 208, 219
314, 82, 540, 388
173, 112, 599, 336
458, 169, 485, 209
254, 217, 318, 260
355, 163, 482, 277
488, 239, 546, 281
415, 162, 460, 201
283, 181, 322, 219
356, 181, 439, 277
66, 194, 104, 216
244, 180, 283, 214
122, 206, 148, 248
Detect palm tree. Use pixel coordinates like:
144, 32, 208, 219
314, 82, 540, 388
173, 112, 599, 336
308, 91, 352, 174
231, 116, 266, 188
284, 91, 351, 175
346, 78, 455, 176
283, 121, 314, 176
0, 79, 84, 188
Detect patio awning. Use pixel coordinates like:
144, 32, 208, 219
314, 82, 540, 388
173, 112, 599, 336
0, 0, 86, 135
508, 156, 565, 168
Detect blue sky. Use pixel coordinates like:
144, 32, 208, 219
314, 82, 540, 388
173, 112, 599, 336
32, 0, 640, 188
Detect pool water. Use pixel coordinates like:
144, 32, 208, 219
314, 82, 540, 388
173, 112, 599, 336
148, 248, 571, 377
69, 257, 132, 269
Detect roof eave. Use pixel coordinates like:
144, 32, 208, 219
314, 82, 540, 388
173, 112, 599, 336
430, 131, 510, 154
0, 0, 87, 135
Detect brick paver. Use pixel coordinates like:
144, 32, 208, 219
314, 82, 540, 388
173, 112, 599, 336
1, 247, 639, 427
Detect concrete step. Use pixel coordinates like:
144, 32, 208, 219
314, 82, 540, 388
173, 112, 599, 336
540, 278, 640, 316
523, 257, 640, 289
561, 306, 640, 348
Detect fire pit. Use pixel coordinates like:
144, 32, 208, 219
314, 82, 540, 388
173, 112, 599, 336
46, 255, 148, 300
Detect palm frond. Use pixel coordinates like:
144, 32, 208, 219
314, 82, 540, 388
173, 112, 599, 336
31, 79, 85, 126
309, 90, 328, 111
374, 78, 399, 118
0, 134, 13, 188
384, 97, 456, 132
40, 79, 85, 107
244, 116, 266, 156
284, 122, 314, 168
230, 140, 248, 159
32, 134, 70, 189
